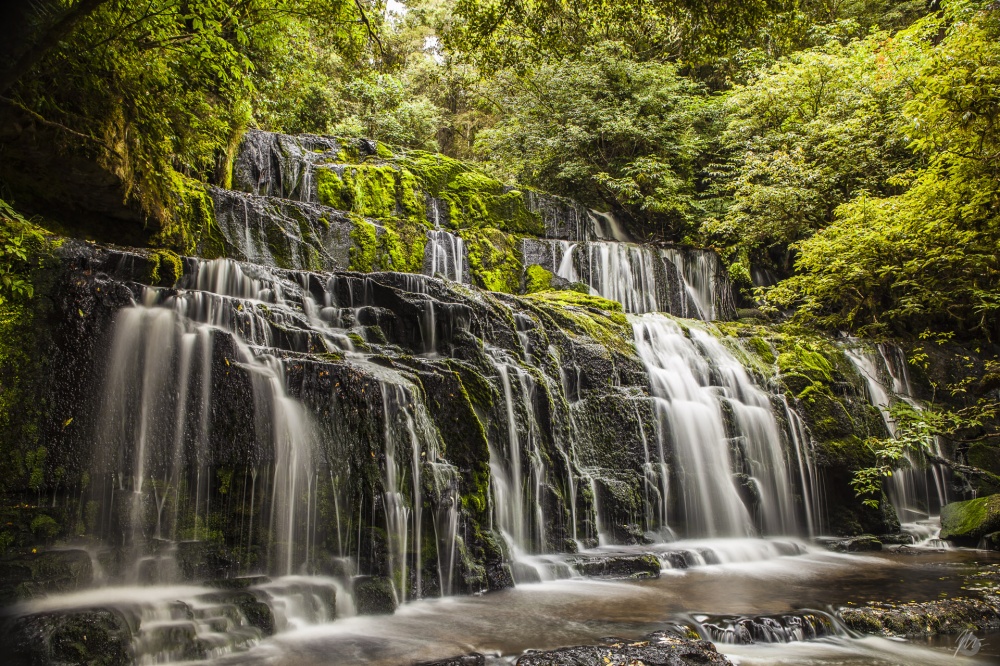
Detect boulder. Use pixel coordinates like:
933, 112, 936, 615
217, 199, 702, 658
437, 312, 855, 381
569, 554, 661, 579
940, 494, 1000, 546
352, 576, 397, 615
0, 608, 134, 666
816, 535, 882, 552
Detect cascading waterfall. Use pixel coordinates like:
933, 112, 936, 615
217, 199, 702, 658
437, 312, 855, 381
661, 247, 717, 320
845, 344, 950, 527
424, 199, 467, 283
632, 314, 813, 537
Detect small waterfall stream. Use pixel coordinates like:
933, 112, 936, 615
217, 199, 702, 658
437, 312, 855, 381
845, 343, 950, 530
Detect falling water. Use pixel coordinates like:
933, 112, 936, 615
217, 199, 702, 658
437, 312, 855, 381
632, 315, 811, 537
844, 344, 949, 524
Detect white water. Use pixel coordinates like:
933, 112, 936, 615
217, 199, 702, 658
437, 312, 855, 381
844, 343, 949, 524
632, 315, 814, 537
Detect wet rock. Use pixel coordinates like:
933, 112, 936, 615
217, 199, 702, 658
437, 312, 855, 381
515, 636, 733, 665
0, 549, 94, 605
569, 554, 661, 579
877, 533, 915, 545
0, 608, 135, 666
196, 590, 275, 636
940, 494, 1000, 546
839, 594, 1000, 637
816, 535, 882, 552
353, 576, 397, 615
203, 575, 272, 590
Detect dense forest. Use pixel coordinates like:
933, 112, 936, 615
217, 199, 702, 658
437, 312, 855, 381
3, 0, 997, 506
1, 2, 1000, 664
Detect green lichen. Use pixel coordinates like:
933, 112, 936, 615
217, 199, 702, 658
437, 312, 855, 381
461, 227, 523, 293
525, 264, 553, 294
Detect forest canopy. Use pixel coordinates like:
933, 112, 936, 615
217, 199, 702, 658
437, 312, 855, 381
1, 0, 998, 342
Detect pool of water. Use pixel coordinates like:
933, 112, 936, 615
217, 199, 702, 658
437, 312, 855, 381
187, 539, 998, 666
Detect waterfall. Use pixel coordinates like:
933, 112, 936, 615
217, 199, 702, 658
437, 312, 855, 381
587, 242, 664, 314
661, 248, 717, 320
844, 344, 949, 524
632, 315, 810, 537
424, 199, 467, 283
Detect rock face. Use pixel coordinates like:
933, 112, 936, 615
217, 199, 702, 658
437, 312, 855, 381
940, 494, 1000, 545
515, 637, 733, 666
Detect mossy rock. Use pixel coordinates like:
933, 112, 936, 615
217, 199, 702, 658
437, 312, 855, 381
353, 575, 397, 615
461, 227, 523, 293
967, 443, 1000, 476
940, 494, 1000, 545
1, 608, 134, 666
525, 264, 553, 294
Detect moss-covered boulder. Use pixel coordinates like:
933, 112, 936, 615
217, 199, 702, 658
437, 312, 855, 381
940, 495, 1000, 545
353, 575, 397, 615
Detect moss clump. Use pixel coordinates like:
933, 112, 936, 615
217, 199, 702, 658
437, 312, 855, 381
316, 168, 349, 210
525, 264, 553, 294
378, 217, 427, 273
777, 342, 834, 384
461, 227, 523, 293
526, 289, 624, 315
148, 249, 183, 286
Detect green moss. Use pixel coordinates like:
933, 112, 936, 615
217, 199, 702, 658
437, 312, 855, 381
968, 443, 1000, 476
148, 249, 183, 287
525, 264, 553, 294
526, 289, 624, 315
777, 342, 834, 383
461, 227, 523, 293
377, 217, 427, 273
746, 336, 776, 365
154, 172, 224, 257
316, 168, 349, 210
940, 495, 1000, 541
524, 291, 634, 356
349, 217, 378, 272
375, 141, 394, 159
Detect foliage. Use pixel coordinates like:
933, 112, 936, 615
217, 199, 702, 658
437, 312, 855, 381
6, 0, 376, 230
475, 44, 710, 237
762, 2, 1000, 340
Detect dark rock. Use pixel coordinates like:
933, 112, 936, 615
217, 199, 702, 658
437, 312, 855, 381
515, 636, 733, 665
202, 575, 272, 590
840, 594, 1000, 637
877, 533, 915, 546
196, 590, 275, 636
415, 654, 486, 666
353, 576, 397, 615
569, 554, 661, 579
0, 608, 135, 666
0, 549, 94, 605
816, 535, 882, 552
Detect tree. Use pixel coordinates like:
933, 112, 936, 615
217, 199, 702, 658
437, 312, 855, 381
474, 43, 710, 238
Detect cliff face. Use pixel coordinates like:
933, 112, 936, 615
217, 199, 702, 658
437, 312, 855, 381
0, 129, 964, 615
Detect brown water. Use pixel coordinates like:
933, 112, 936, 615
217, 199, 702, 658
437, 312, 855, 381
204, 539, 998, 666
